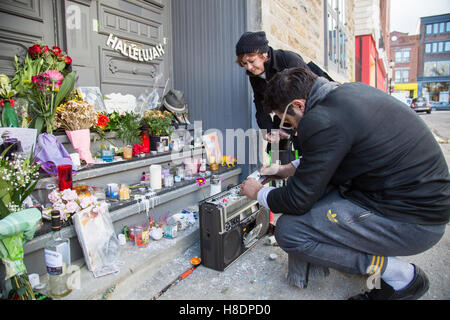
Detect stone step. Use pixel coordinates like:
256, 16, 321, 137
40, 221, 200, 300
21, 167, 241, 276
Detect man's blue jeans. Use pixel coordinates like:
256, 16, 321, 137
274, 188, 446, 277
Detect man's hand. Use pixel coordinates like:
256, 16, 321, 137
240, 178, 263, 200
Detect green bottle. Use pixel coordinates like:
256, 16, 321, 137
1, 99, 19, 127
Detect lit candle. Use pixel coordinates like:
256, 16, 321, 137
209, 155, 216, 164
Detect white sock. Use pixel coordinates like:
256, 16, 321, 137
381, 257, 415, 291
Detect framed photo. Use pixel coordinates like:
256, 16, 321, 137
77, 87, 107, 112
202, 132, 222, 164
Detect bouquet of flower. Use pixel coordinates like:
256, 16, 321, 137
12, 43, 72, 98
143, 109, 174, 136
0, 151, 41, 218
0, 149, 41, 300
12, 42, 76, 134
53, 100, 97, 131
44, 188, 107, 223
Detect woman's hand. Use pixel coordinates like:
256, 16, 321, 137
259, 163, 296, 184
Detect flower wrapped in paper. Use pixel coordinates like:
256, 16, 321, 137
54, 100, 97, 164
0, 208, 41, 299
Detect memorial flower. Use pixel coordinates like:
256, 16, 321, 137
44, 188, 106, 222
12, 42, 76, 134
143, 109, 174, 136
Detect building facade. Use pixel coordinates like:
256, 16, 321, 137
254, 0, 355, 84
417, 13, 450, 107
389, 31, 420, 99
354, 0, 390, 92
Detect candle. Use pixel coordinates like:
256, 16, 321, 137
150, 165, 162, 190
57, 164, 72, 191
209, 155, 216, 164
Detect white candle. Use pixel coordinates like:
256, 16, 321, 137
150, 165, 162, 190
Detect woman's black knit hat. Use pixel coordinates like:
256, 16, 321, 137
235, 31, 269, 56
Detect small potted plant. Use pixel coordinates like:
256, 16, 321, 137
143, 109, 174, 152
113, 111, 142, 160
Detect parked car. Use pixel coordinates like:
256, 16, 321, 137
410, 97, 432, 114
430, 101, 450, 111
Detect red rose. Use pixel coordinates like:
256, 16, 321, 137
65, 56, 72, 65
52, 46, 62, 56
42, 45, 49, 54
0, 99, 4, 107
133, 144, 145, 155
9, 99, 15, 107
28, 44, 41, 57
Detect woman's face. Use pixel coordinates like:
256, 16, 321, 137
239, 53, 268, 75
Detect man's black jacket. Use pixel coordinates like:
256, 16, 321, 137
267, 80, 450, 225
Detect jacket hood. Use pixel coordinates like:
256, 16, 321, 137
305, 77, 339, 113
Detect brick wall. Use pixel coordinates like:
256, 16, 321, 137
254, 0, 355, 82
390, 31, 420, 82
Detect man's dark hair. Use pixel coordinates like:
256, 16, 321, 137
263, 67, 318, 114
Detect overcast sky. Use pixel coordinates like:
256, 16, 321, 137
390, 0, 450, 34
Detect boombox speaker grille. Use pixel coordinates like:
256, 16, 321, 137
223, 227, 242, 265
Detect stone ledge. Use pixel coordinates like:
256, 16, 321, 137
39, 222, 200, 300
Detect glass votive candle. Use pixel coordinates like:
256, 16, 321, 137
57, 164, 72, 191
134, 225, 149, 248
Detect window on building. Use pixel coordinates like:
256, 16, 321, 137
422, 82, 449, 104
426, 24, 433, 34
432, 42, 438, 53
424, 61, 450, 77
446, 41, 450, 52
439, 22, 445, 33
325, 0, 347, 74
438, 42, 444, 52
447, 22, 450, 32
395, 69, 409, 83
395, 49, 410, 63
433, 23, 439, 34
425, 43, 432, 54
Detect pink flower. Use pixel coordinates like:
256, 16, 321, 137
52, 200, 65, 213
64, 200, 80, 214
61, 188, 78, 201
45, 70, 64, 88
48, 189, 61, 203
80, 196, 96, 209
196, 177, 206, 187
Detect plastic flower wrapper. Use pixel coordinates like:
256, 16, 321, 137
71, 201, 120, 275
0, 208, 41, 299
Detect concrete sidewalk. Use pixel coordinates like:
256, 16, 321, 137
121, 114, 450, 301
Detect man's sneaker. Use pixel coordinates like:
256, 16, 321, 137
348, 264, 429, 300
